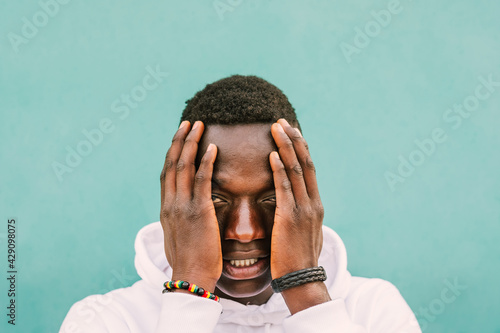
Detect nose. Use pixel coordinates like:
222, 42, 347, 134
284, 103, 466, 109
223, 200, 266, 243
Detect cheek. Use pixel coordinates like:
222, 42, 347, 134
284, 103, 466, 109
214, 208, 225, 235
261, 206, 276, 233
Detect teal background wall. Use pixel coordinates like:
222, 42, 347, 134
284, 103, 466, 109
1, 0, 499, 332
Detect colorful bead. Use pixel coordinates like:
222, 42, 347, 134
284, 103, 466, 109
188, 284, 199, 293
162, 280, 220, 303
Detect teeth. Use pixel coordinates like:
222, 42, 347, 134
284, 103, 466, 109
229, 258, 258, 267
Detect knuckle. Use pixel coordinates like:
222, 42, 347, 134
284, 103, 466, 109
298, 204, 312, 217
284, 141, 294, 150
165, 158, 175, 170
176, 160, 188, 172
194, 171, 206, 183
290, 131, 302, 142
290, 164, 303, 176
316, 203, 324, 219
305, 156, 315, 172
172, 204, 184, 218
160, 207, 171, 220
171, 201, 199, 219
281, 178, 292, 191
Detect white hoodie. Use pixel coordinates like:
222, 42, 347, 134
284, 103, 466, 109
60, 222, 421, 333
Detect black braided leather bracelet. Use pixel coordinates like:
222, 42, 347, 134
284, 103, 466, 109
271, 266, 327, 293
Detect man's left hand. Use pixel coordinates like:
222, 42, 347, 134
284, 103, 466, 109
269, 118, 331, 314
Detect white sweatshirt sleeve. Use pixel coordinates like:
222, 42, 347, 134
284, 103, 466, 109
282, 280, 421, 333
154, 293, 223, 332
60, 291, 222, 333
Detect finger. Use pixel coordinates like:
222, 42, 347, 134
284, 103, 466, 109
193, 143, 217, 200
277, 119, 320, 199
269, 151, 295, 210
176, 121, 205, 200
161, 121, 191, 203
271, 122, 308, 202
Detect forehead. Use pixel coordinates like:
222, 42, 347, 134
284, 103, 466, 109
198, 124, 277, 189
200, 123, 275, 153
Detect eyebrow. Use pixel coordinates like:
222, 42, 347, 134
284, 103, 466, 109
211, 177, 226, 188
211, 176, 275, 193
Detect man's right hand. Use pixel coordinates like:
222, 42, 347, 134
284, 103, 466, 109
160, 120, 221, 293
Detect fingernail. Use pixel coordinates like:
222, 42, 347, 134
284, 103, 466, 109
294, 128, 302, 137
193, 121, 201, 130
281, 119, 290, 126
179, 121, 188, 129
207, 143, 215, 152
276, 123, 285, 133
271, 151, 280, 160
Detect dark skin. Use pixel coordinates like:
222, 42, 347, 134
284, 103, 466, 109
159, 119, 331, 314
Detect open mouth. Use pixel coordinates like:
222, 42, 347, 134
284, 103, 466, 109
222, 256, 270, 280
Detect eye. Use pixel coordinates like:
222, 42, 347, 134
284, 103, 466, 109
263, 196, 276, 204
211, 195, 226, 204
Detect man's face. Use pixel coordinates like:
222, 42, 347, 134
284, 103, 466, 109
197, 124, 277, 302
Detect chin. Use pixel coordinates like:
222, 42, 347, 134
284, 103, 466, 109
216, 273, 272, 299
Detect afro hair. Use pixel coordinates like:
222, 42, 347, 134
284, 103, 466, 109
180, 75, 300, 129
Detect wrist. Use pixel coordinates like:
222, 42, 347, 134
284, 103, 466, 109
163, 280, 221, 302
171, 273, 218, 293
272, 260, 320, 280
281, 281, 331, 315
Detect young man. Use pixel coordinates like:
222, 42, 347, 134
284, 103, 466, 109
61, 75, 421, 332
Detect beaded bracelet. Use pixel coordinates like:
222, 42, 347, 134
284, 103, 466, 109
162, 280, 220, 302
271, 266, 327, 293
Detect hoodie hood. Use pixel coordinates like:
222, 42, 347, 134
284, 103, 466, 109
134, 222, 351, 327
